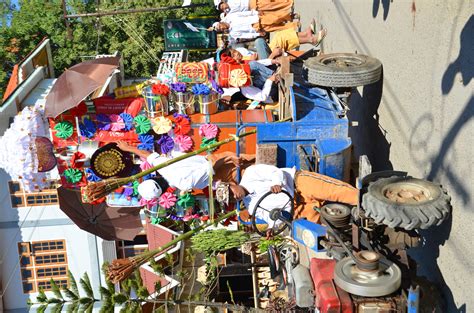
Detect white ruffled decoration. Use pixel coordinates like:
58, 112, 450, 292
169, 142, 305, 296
0, 104, 50, 192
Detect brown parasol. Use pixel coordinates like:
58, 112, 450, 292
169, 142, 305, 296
57, 186, 143, 241
44, 57, 120, 118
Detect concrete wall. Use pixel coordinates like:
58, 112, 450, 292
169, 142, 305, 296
296, 0, 473, 311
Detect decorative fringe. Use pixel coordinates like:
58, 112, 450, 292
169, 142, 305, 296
82, 177, 133, 203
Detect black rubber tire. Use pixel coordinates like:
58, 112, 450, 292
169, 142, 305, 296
303, 53, 382, 87
362, 176, 451, 230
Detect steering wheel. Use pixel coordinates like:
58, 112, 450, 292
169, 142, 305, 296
251, 190, 294, 237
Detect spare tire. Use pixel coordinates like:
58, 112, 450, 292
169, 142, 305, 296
303, 53, 382, 87
362, 177, 451, 230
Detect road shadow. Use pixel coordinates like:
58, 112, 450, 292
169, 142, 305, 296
372, 0, 392, 20
441, 15, 473, 94
347, 67, 393, 171
410, 214, 466, 312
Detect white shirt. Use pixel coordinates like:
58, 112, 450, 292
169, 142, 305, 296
241, 79, 274, 103
226, 11, 260, 43
147, 152, 210, 191
240, 164, 296, 226
227, 0, 249, 13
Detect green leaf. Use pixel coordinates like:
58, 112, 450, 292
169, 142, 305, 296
79, 297, 93, 305
99, 286, 111, 300
36, 287, 48, 303
66, 302, 79, 313
63, 287, 79, 301
112, 293, 128, 304
79, 272, 94, 299
84, 301, 94, 313
47, 297, 63, 304
99, 299, 114, 313
49, 278, 64, 300
37, 304, 48, 313
68, 269, 80, 297
137, 287, 149, 299
51, 303, 64, 313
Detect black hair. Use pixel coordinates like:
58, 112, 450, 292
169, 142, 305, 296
150, 175, 170, 193
218, 1, 225, 11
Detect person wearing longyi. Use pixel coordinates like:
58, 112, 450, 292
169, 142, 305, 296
116, 141, 254, 200
229, 164, 358, 225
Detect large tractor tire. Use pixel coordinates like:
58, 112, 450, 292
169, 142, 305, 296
361, 176, 451, 230
303, 53, 382, 87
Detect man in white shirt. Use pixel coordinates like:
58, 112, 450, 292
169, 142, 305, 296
116, 141, 251, 200
230, 164, 359, 226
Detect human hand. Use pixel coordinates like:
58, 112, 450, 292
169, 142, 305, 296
269, 74, 280, 83
230, 184, 247, 201
271, 58, 281, 65
116, 140, 134, 152
270, 185, 282, 193
271, 47, 283, 58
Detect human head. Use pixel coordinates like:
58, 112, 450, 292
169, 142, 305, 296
230, 49, 243, 63
218, 1, 230, 12
214, 22, 229, 32
137, 176, 170, 200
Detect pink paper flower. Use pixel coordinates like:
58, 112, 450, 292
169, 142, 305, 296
140, 161, 152, 171
109, 114, 125, 131
174, 135, 193, 152
183, 213, 200, 222
139, 197, 157, 209
199, 123, 219, 139
159, 192, 177, 209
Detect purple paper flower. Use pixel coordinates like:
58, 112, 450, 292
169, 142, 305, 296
172, 112, 191, 121
156, 134, 174, 154
171, 82, 187, 93
138, 134, 154, 151
211, 79, 224, 95
123, 186, 134, 197
96, 114, 111, 131
192, 84, 211, 95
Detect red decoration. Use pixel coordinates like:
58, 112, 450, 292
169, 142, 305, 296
174, 115, 191, 135
151, 84, 170, 97
71, 151, 86, 169
69, 101, 87, 117
166, 187, 176, 193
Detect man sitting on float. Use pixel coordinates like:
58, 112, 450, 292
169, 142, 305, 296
229, 163, 358, 229
116, 141, 254, 200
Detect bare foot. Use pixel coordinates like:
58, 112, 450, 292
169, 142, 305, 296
311, 28, 327, 46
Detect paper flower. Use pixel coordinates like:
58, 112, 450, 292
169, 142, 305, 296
199, 123, 219, 139
138, 134, 154, 151
173, 112, 191, 121
123, 186, 134, 197
211, 79, 224, 95
54, 121, 74, 139
183, 213, 200, 222
177, 193, 195, 208
156, 134, 174, 154
120, 113, 134, 131
63, 168, 83, 183
151, 216, 165, 225
200, 137, 218, 151
109, 114, 125, 131
134, 115, 151, 134
71, 151, 86, 169
174, 135, 193, 152
151, 83, 170, 96
140, 160, 152, 171
159, 192, 177, 209
140, 197, 157, 209
171, 82, 187, 93
173, 115, 191, 135
192, 84, 211, 95
79, 118, 96, 139
152, 116, 172, 134
85, 168, 101, 182
132, 181, 139, 196
169, 214, 183, 221
96, 114, 111, 131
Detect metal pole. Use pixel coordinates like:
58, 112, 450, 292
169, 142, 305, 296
250, 245, 260, 309
61, 0, 73, 40
63, 4, 209, 19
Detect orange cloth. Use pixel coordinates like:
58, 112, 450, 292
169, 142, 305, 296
250, 0, 295, 33
208, 151, 256, 184
294, 170, 359, 223
269, 27, 300, 51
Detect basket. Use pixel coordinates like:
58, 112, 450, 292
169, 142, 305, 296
142, 86, 169, 118
172, 92, 195, 115
197, 93, 219, 115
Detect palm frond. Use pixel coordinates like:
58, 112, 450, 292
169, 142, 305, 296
68, 269, 80, 297
79, 272, 95, 299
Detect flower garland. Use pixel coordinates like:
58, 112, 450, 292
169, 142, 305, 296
63, 168, 83, 183
138, 134, 154, 151
85, 168, 101, 182
119, 113, 134, 131
152, 116, 173, 135
134, 115, 151, 134
192, 84, 211, 95
171, 82, 187, 93
156, 134, 174, 154
96, 114, 111, 131
79, 118, 96, 139
54, 121, 74, 139
152, 83, 170, 96
173, 115, 191, 135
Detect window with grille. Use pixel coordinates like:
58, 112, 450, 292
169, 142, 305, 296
17, 239, 69, 294
8, 180, 60, 208
117, 234, 148, 259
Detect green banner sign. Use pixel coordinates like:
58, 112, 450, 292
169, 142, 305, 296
164, 18, 218, 51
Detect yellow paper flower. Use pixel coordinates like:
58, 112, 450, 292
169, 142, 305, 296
152, 116, 173, 134
229, 68, 248, 87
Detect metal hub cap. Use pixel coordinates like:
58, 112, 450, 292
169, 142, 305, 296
334, 256, 402, 297
383, 182, 431, 204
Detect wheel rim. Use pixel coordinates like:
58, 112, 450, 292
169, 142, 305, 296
382, 182, 432, 204
318, 55, 365, 68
